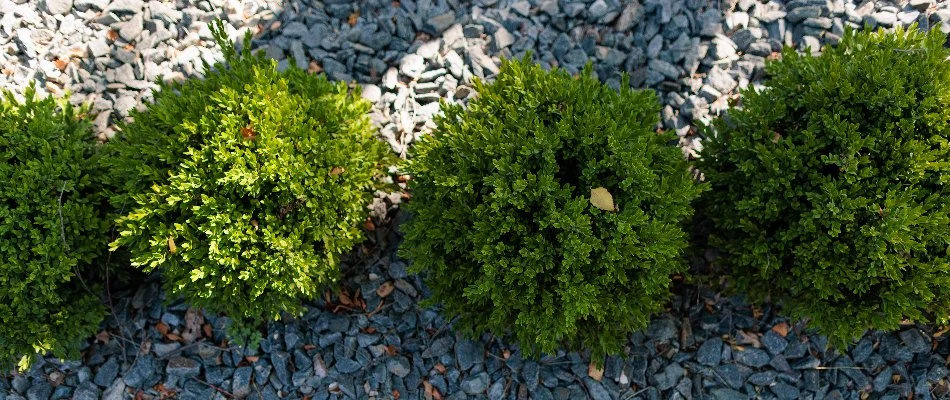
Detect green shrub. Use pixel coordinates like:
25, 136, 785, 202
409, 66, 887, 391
0, 86, 107, 371
104, 21, 388, 342
400, 58, 701, 359
698, 25, 950, 346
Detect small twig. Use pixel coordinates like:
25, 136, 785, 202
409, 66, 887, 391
190, 377, 237, 399
57, 182, 68, 249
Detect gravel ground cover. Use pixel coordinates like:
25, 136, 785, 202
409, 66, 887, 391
3, 0, 950, 398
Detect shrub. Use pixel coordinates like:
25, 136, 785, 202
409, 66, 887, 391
698, 25, 950, 345
0, 86, 108, 371
104, 21, 388, 342
400, 58, 701, 359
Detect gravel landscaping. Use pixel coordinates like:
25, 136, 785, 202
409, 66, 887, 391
3, 0, 950, 398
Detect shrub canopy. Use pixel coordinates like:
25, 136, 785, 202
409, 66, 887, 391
105, 21, 388, 341
0, 86, 107, 371
401, 58, 701, 359
699, 25, 950, 345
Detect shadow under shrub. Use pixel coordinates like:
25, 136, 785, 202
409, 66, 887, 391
103, 21, 388, 343
698, 25, 950, 346
0, 86, 108, 371
401, 58, 701, 360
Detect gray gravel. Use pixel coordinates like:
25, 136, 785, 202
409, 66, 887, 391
2, 0, 950, 398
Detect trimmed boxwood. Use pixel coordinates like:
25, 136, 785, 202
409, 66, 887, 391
400, 58, 702, 359
104, 21, 389, 343
698, 25, 950, 345
0, 86, 107, 371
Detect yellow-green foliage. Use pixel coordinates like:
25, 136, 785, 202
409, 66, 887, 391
104, 21, 388, 342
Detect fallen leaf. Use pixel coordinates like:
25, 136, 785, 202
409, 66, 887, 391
434, 363, 446, 374
155, 322, 170, 336
362, 327, 377, 334
590, 187, 616, 211
893, 374, 902, 384
392, 389, 401, 399
202, 323, 213, 338
502, 349, 511, 359
588, 360, 604, 381
385, 345, 397, 356
397, 175, 410, 183
364, 218, 376, 232
936, 326, 950, 339
106, 30, 118, 41
329, 167, 345, 176
245, 355, 259, 363
772, 322, 790, 337
348, 12, 359, 26
308, 61, 323, 74
53, 58, 68, 71
422, 380, 434, 400
96, 330, 110, 344
165, 333, 183, 342
772, 132, 783, 143
167, 237, 177, 253
241, 124, 256, 140
376, 281, 395, 298
304, 344, 317, 351
735, 330, 761, 348
339, 289, 354, 308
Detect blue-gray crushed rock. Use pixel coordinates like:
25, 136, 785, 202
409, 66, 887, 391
3, 0, 950, 399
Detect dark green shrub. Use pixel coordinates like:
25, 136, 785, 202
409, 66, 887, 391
104, 21, 388, 342
698, 25, 950, 345
0, 86, 107, 371
401, 58, 701, 359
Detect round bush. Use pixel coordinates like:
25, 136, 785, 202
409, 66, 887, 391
698, 26, 950, 345
401, 58, 701, 358
105, 22, 388, 341
0, 86, 107, 371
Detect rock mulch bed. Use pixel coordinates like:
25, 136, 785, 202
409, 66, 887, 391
2, 0, 950, 398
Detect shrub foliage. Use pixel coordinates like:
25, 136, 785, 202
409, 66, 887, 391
698, 25, 950, 345
105, 21, 387, 340
401, 58, 701, 359
0, 86, 107, 371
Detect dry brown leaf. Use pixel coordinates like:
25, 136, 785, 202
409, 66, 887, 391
392, 389, 401, 399
339, 289, 355, 308
590, 187, 616, 212
329, 167, 345, 176
588, 360, 604, 381
385, 345, 397, 356
772, 322, 790, 337
934, 326, 950, 337
397, 175, 410, 183
434, 363, 446, 374
422, 380, 434, 400
245, 355, 260, 363
53, 58, 68, 71
376, 281, 395, 298
155, 322, 170, 336
772, 132, 783, 143
304, 344, 317, 350
167, 237, 177, 254
241, 124, 256, 140
502, 349, 511, 359
348, 12, 359, 26
165, 333, 183, 342
96, 330, 110, 344
106, 30, 118, 41
735, 330, 761, 348
364, 218, 376, 232
308, 61, 323, 74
